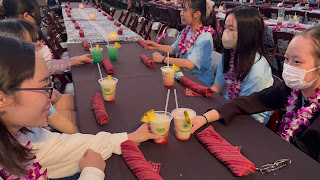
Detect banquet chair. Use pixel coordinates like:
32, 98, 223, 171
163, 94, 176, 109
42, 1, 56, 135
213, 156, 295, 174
149, 1, 161, 21
144, 20, 154, 40
285, 10, 306, 21
118, 10, 130, 24
259, 7, 278, 18
45, 12, 67, 42
41, 26, 67, 58
272, 31, 295, 77
225, 3, 239, 9
166, 28, 180, 37
211, 51, 222, 73
156, 23, 169, 38
143, 3, 151, 19
126, 13, 138, 28
307, 12, 320, 22
157, 6, 174, 27
109, 7, 116, 17
136, 17, 149, 36
101, 2, 110, 13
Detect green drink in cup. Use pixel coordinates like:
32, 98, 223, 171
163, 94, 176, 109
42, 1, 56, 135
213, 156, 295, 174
90, 45, 103, 64
107, 42, 121, 61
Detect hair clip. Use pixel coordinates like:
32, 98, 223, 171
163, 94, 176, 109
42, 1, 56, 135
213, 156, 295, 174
256, 159, 292, 174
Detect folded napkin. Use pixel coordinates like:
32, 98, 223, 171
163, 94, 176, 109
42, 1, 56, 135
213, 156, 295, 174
65, 9, 70, 12
85, 2, 88, 4
121, 140, 163, 180
137, 39, 145, 47
184, 88, 202, 97
140, 54, 155, 69
118, 28, 123, 35
91, 93, 109, 125
82, 40, 90, 51
74, 22, 80, 29
302, 8, 312, 10
79, 29, 84, 37
197, 126, 256, 177
262, 3, 271, 6
262, 17, 269, 20
108, 16, 114, 21
294, 27, 306, 31
179, 76, 213, 97
98, 9, 101, 12
95, 6, 98, 9
102, 12, 107, 16
69, 7, 72, 10
101, 59, 115, 74
114, 21, 121, 27
92, 4, 95, 6
67, 13, 72, 17
71, 18, 76, 23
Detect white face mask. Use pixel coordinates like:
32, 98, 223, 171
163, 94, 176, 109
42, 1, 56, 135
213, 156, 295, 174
282, 63, 320, 90
222, 31, 237, 49
38, 45, 52, 63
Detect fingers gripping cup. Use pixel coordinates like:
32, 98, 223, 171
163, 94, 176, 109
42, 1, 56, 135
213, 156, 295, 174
161, 66, 175, 87
98, 77, 118, 102
149, 111, 173, 145
90, 47, 103, 64
172, 108, 196, 141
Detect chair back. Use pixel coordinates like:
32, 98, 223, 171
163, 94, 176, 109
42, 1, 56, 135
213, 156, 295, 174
272, 31, 294, 76
260, 7, 278, 18
157, 6, 173, 27
211, 51, 222, 72
285, 10, 306, 21
166, 28, 180, 37
307, 12, 320, 22
149, 1, 161, 21
144, 20, 154, 40
159, 36, 177, 45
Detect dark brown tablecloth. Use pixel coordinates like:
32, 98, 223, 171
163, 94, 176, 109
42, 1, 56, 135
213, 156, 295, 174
69, 42, 320, 179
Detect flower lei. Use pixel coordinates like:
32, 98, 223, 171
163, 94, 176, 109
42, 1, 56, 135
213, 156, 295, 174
178, 25, 216, 55
225, 51, 241, 99
277, 88, 320, 142
155, 33, 168, 44
0, 140, 48, 180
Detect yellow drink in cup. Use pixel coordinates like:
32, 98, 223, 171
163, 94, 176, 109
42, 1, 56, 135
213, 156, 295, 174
172, 108, 196, 141
160, 66, 175, 87
149, 111, 173, 145
98, 77, 118, 102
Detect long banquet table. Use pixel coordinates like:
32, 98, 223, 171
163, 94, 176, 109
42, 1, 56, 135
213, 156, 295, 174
68, 42, 320, 179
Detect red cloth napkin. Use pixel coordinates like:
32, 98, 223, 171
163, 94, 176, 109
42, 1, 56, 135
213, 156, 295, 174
118, 28, 123, 35
302, 8, 312, 10
71, 18, 76, 23
263, 17, 269, 20
74, 22, 80, 29
79, 29, 84, 37
137, 39, 145, 47
294, 27, 306, 31
67, 13, 71, 17
101, 59, 115, 74
114, 21, 121, 27
121, 140, 163, 180
140, 54, 155, 69
102, 12, 107, 16
69, 7, 72, 10
179, 76, 213, 97
82, 40, 90, 51
95, 6, 98, 9
108, 16, 114, 21
98, 9, 101, 12
197, 126, 256, 177
86, 2, 88, 4
65, 9, 70, 12
184, 88, 202, 97
262, 3, 271, 6
91, 93, 109, 125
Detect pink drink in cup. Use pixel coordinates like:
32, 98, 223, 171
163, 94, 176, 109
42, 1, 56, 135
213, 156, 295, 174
172, 108, 196, 141
98, 77, 118, 102
160, 66, 175, 87
149, 111, 173, 145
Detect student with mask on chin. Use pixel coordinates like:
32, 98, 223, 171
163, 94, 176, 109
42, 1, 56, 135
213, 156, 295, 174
209, 7, 273, 124
2, 0, 93, 75
191, 26, 320, 163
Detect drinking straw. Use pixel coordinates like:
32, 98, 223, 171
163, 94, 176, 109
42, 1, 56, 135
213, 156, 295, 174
174, 89, 178, 109
90, 42, 93, 48
97, 63, 103, 79
167, 52, 169, 67
164, 89, 170, 115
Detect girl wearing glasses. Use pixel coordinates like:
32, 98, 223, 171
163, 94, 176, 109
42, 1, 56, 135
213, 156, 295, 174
0, 19, 78, 134
191, 26, 320, 163
0, 34, 161, 179
145, 0, 220, 87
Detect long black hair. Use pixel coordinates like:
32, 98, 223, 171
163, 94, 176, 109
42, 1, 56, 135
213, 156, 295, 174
0, 34, 36, 176
183, 0, 221, 51
2, 0, 41, 26
223, 6, 271, 82
0, 18, 41, 42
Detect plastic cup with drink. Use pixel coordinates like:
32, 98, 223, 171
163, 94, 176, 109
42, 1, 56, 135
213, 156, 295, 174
98, 75, 118, 102
90, 44, 103, 64
106, 42, 121, 61
172, 108, 196, 141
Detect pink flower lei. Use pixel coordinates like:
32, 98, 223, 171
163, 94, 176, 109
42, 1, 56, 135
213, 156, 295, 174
178, 25, 216, 55
0, 140, 48, 180
277, 88, 320, 142
225, 51, 241, 99
155, 33, 168, 44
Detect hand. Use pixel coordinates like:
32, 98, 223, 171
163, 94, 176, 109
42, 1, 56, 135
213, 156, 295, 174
72, 54, 93, 66
190, 116, 207, 134
128, 123, 162, 146
144, 40, 159, 50
152, 52, 164, 63
79, 149, 106, 172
